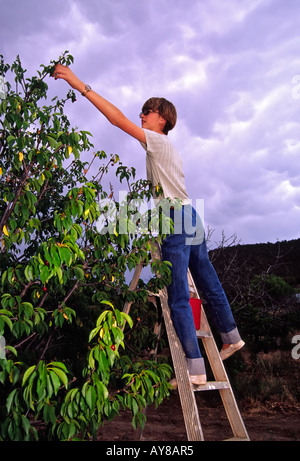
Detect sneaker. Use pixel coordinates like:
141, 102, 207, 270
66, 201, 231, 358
220, 340, 245, 360
189, 374, 207, 386
169, 373, 207, 389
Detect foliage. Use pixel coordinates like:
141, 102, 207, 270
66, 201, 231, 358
208, 233, 300, 352
0, 52, 172, 441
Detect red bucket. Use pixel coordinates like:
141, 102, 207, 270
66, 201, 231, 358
190, 298, 202, 330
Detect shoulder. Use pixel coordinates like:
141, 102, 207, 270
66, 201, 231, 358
141, 129, 172, 152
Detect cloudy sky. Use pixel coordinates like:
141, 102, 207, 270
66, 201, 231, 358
1, 0, 300, 247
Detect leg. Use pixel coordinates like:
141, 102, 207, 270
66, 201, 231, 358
188, 211, 242, 346
161, 210, 206, 376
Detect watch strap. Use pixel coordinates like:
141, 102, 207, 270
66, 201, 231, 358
81, 84, 91, 96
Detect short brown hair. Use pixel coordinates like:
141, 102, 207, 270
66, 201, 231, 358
142, 97, 177, 134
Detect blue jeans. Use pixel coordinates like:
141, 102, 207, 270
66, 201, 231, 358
161, 204, 241, 375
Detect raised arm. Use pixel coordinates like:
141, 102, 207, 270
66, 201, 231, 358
52, 64, 146, 143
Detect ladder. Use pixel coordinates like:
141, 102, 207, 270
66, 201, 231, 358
149, 242, 250, 442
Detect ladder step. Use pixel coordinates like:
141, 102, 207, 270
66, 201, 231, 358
192, 381, 230, 391
196, 329, 211, 338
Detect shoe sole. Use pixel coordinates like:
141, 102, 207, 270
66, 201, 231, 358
220, 340, 245, 360
169, 375, 207, 389
189, 374, 207, 386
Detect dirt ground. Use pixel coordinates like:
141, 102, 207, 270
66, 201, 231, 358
98, 348, 300, 443
97, 390, 300, 442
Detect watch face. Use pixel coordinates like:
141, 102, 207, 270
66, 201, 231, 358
82, 85, 91, 96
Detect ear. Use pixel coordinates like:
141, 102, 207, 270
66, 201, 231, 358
159, 115, 167, 130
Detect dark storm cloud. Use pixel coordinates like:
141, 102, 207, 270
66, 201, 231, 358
1, 0, 300, 245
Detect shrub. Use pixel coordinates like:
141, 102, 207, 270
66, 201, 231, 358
0, 52, 172, 440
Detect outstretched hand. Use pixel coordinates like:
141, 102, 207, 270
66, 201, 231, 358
52, 62, 145, 143
52, 64, 84, 93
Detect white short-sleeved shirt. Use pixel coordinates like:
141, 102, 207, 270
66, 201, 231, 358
140, 129, 189, 203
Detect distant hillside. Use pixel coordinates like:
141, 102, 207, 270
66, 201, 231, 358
209, 238, 300, 288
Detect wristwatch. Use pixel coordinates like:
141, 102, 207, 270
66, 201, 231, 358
81, 84, 92, 96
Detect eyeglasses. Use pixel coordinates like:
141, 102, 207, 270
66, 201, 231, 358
139, 109, 159, 118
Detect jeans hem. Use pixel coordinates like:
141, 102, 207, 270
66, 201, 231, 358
186, 357, 206, 375
220, 327, 241, 344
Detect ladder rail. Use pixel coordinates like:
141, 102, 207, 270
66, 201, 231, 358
188, 270, 250, 441
159, 287, 204, 441
201, 307, 249, 439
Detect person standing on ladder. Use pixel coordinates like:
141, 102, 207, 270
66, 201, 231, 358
52, 64, 245, 386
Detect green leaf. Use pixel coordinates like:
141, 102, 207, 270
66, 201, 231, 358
50, 367, 68, 389
46, 134, 58, 148
0, 309, 13, 331
47, 361, 67, 371
22, 365, 36, 386
24, 264, 34, 282
112, 326, 124, 345
49, 369, 61, 395
121, 312, 133, 329
56, 266, 63, 284
132, 411, 146, 430
6, 388, 18, 413
88, 326, 101, 342
58, 246, 72, 266
5, 346, 17, 357
85, 385, 96, 410
21, 415, 31, 436
40, 265, 50, 283
74, 266, 84, 280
